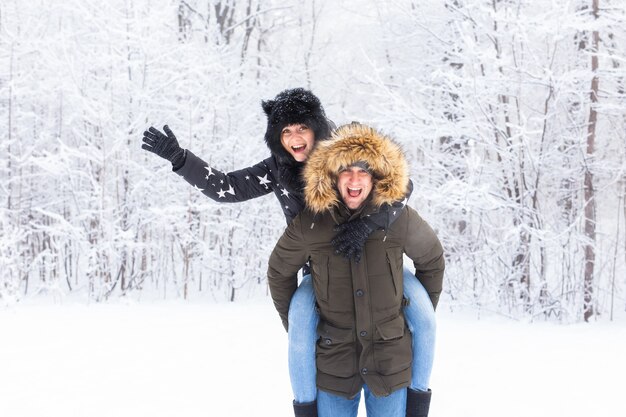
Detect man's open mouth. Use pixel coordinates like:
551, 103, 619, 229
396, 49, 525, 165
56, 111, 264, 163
347, 187, 362, 197
291, 144, 307, 153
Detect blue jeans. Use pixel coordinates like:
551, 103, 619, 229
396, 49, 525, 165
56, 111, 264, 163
317, 385, 406, 417
287, 268, 436, 403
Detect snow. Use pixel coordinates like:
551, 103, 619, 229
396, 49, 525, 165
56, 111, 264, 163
0, 301, 623, 417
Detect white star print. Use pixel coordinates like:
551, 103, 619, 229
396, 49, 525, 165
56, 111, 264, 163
204, 166, 214, 177
193, 184, 205, 192
280, 188, 290, 198
257, 174, 272, 188
245, 175, 250, 180
393, 210, 397, 216
220, 180, 224, 184
226, 185, 235, 195
217, 189, 227, 198
285, 205, 289, 209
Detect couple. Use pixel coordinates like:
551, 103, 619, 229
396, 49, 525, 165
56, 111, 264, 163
142, 88, 444, 417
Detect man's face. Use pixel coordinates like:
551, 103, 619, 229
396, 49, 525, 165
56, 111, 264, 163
280, 124, 315, 162
337, 166, 374, 210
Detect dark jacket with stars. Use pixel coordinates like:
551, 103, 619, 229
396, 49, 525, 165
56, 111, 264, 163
174, 150, 303, 224
173, 149, 412, 228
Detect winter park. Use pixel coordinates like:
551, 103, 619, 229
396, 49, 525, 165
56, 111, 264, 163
1, 1, 625, 417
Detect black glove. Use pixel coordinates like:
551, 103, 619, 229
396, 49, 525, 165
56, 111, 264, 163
332, 218, 376, 262
141, 125, 186, 168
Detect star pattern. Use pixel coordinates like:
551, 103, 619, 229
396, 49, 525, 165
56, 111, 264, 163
217, 189, 227, 198
280, 188, 290, 198
257, 174, 272, 188
226, 185, 236, 195
193, 184, 205, 192
204, 166, 214, 177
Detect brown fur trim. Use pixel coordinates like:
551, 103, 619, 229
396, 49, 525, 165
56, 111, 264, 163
304, 123, 409, 213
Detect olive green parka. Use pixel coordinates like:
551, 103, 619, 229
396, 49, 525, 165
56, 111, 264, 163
267, 123, 445, 399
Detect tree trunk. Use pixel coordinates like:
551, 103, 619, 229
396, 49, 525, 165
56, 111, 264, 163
583, 0, 599, 322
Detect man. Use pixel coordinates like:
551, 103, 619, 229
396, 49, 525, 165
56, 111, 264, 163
268, 123, 445, 417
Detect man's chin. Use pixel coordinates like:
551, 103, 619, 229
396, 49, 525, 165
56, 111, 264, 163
344, 200, 363, 210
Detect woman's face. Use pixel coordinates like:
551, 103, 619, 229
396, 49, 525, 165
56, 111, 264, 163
280, 124, 315, 162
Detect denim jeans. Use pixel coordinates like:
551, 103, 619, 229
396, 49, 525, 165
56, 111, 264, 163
317, 385, 406, 417
287, 268, 436, 403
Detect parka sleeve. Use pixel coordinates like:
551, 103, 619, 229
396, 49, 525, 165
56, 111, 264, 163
267, 215, 310, 331
174, 150, 275, 202
403, 206, 445, 310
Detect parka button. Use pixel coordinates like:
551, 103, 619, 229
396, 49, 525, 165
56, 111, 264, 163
361, 368, 368, 375
324, 339, 332, 345
355, 289, 364, 297
360, 331, 367, 337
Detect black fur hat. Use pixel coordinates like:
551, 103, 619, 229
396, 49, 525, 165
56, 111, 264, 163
262, 88, 332, 164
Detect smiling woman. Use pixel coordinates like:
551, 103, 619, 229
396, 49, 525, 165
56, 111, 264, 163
280, 124, 315, 162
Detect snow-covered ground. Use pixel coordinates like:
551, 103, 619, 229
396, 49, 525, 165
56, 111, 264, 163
0, 301, 623, 417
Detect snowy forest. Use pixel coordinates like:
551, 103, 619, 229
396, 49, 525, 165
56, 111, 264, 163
1, 0, 625, 323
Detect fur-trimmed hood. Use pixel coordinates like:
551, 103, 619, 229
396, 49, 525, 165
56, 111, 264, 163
304, 123, 409, 213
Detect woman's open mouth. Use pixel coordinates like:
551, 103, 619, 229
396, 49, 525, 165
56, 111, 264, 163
291, 144, 307, 154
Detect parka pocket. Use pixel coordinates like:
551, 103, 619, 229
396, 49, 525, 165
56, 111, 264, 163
316, 320, 357, 378
310, 253, 330, 302
386, 248, 403, 296
376, 314, 406, 341
374, 315, 412, 376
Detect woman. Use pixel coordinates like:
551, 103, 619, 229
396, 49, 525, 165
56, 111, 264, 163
141, 88, 435, 417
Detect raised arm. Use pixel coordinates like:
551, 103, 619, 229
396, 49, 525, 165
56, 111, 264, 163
175, 150, 276, 202
142, 125, 274, 202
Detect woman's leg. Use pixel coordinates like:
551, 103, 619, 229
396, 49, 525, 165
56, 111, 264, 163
288, 274, 319, 404
363, 385, 406, 417
402, 267, 436, 392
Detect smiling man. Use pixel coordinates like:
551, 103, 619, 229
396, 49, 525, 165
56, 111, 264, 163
268, 123, 445, 417
336, 162, 375, 209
